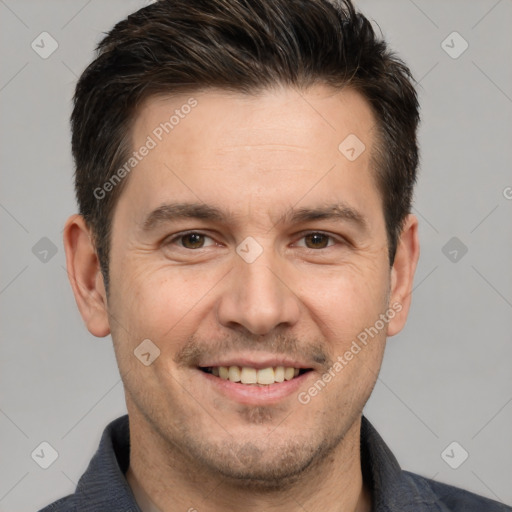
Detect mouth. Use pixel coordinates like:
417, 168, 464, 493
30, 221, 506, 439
199, 365, 313, 385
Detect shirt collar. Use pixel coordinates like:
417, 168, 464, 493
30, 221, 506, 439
360, 416, 449, 511
71, 415, 139, 511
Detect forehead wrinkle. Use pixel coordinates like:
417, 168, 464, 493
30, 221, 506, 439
217, 143, 310, 152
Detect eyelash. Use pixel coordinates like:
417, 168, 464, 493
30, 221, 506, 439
164, 230, 344, 251
165, 231, 217, 249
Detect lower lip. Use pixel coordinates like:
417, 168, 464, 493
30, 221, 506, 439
198, 370, 313, 405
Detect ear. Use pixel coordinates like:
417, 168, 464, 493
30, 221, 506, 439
63, 214, 110, 337
386, 214, 420, 337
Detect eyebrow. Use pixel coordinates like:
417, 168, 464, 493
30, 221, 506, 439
141, 201, 368, 232
142, 203, 226, 231
278, 203, 368, 232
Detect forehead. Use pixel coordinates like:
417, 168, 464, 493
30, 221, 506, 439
118, 84, 381, 228
134, 84, 375, 159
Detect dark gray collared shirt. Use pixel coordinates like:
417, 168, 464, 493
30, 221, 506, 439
37, 415, 511, 511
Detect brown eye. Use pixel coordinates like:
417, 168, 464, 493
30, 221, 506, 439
303, 233, 332, 249
180, 233, 208, 249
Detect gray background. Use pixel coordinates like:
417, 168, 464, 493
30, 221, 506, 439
1, 0, 511, 510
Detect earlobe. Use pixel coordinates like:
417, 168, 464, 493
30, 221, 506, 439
386, 214, 420, 337
63, 214, 111, 338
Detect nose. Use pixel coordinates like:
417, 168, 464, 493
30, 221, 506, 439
216, 251, 301, 336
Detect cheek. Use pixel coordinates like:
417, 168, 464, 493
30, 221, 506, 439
294, 260, 390, 336
111, 260, 219, 343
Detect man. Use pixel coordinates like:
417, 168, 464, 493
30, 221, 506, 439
38, 0, 510, 510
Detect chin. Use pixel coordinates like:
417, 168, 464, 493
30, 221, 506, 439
183, 429, 345, 492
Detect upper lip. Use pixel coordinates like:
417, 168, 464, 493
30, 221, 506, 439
197, 355, 315, 370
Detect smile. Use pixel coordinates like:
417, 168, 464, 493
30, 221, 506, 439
200, 366, 312, 385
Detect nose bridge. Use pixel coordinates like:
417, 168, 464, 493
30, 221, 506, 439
216, 243, 300, 336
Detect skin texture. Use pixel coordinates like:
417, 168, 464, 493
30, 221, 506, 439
64, 84, 420, 512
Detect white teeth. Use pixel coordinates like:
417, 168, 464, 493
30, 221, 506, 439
228, 365, 241, 382
274, 366, 285, 383
212, 365, 303, 385
284, 367, 295, 381
257, 367, 275, 385
240, 367, 257, 384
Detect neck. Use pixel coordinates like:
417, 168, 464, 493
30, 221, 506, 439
125, 412, 372, 512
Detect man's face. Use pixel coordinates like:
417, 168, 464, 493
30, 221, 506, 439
104, 84, 403, 485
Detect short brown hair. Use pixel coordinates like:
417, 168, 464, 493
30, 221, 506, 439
71, 0, 420, 291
